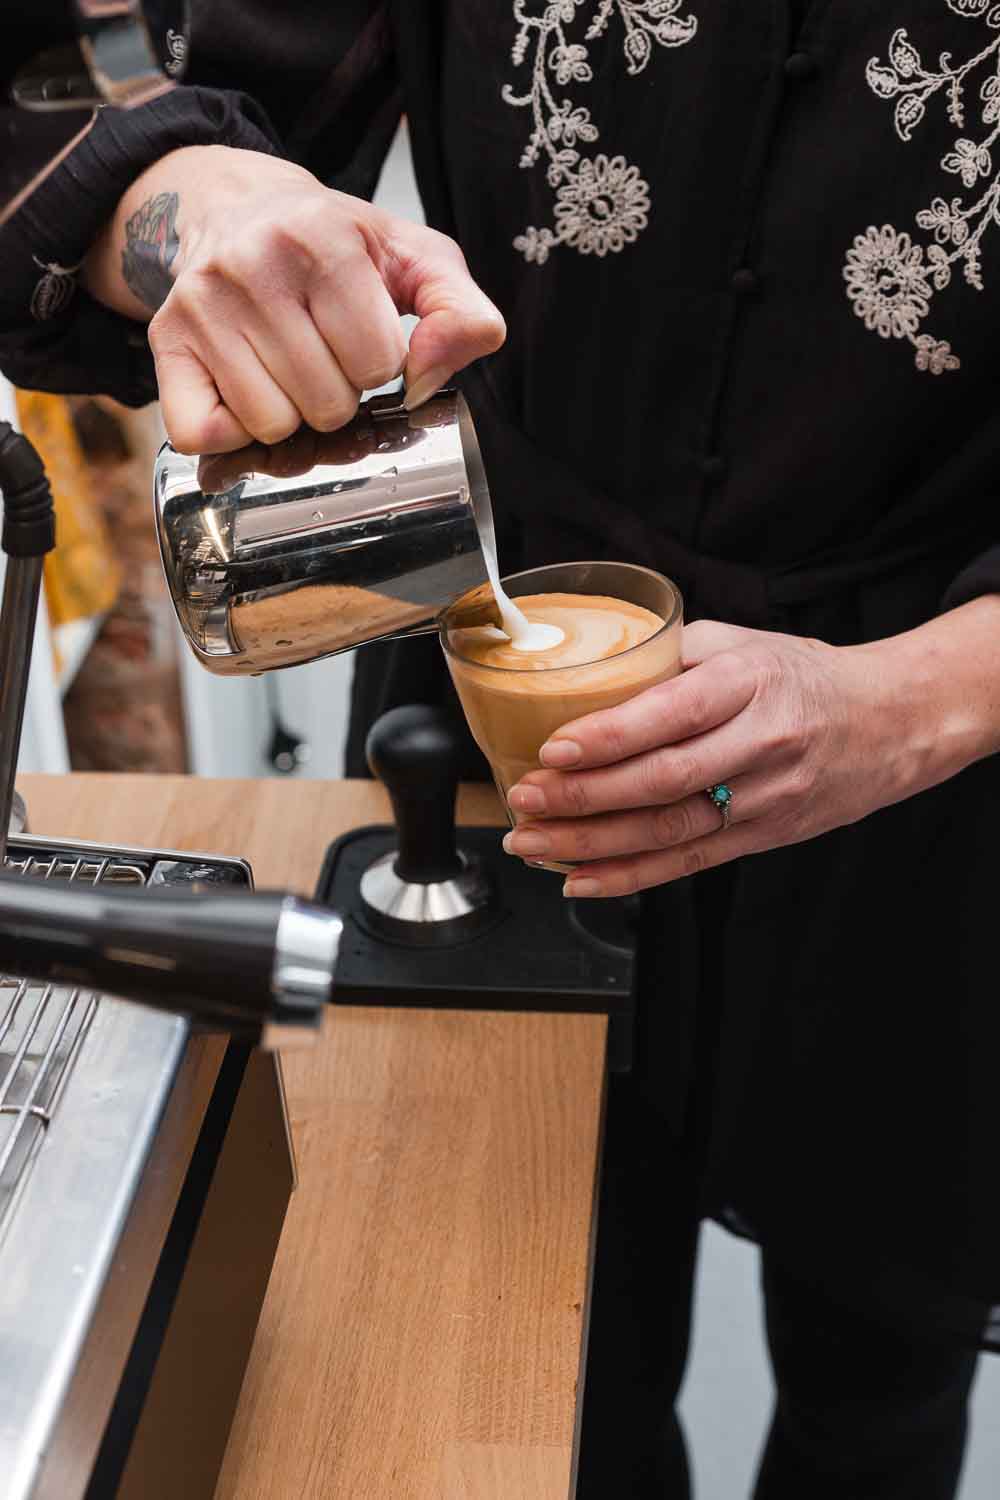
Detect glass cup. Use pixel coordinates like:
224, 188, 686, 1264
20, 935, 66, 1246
441, 561, 684, 873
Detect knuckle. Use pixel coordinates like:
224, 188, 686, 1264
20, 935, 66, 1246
680, 845, 707, 879
261, 207, 335, 265
652, 799, 694, 849
635, 753, 668, 803
766, 699, 810, 758
785, 762, 817, 801
354, 358, 403, 392
200, 241, 259, 288
770, 780, 800, 819
702, 649, 747, 694
251, 412, 300, 446
717, 647, 751, 681
764, 719, 791, 756
314, 231, 370, 278
752, 645, 786, 697
146, 311, 170, 353
679, 681, 711, 733
148, 293, 193, 346
165, 420, 207, 456
161, 274, 195, 312
663, 749, 702, 800
650, 805, 679, 849
771, 765, 816, 821
169, 267, 231, 322
306, 389, 360, 432
768, 717, 807, 759
597, 715, 630, 762
570, 824, 598, 861
688, 619, 716, 645
201, 221, 316, 291
561, 776, 591, 816
280, 197, 335, 246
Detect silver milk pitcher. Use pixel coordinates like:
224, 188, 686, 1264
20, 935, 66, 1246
154, 388, 501, 676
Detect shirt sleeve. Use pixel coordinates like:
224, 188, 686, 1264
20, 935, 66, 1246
0, 88, 281, 407
0, 1, 400, 407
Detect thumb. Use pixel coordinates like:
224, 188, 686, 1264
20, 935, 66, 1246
397, 240, 506, 409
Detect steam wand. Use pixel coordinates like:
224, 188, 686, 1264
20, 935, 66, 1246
0, 874, 341, 1050
0, 422, 56, 862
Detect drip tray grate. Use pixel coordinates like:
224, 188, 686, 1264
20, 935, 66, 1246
0, 834, 252, 1242
0, 981, 98, 1238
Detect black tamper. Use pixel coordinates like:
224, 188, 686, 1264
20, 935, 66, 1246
315, 705, 638, 1069
359, 705, 496, 947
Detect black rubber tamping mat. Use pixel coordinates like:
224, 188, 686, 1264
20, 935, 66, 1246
316, 825, 636, 1070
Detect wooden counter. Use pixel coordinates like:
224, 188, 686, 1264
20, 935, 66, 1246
18, 774, 607, 1500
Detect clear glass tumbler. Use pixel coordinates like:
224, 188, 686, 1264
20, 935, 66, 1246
442, 561, 684, 873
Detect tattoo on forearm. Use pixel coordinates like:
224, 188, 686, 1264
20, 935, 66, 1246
121, 191, 180, 311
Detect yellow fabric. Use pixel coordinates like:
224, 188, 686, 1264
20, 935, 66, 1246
14, 391, 121, 643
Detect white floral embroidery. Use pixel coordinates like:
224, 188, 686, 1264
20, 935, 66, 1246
845, 5, 1000, 372
844, 225, 933, 340
504, 1, 698, 264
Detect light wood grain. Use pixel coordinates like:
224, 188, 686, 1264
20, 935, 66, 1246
18, 774, 606, 1500
17, 774, 504, 894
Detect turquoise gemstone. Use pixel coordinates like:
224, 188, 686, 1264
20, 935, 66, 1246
711, 784, 732, 804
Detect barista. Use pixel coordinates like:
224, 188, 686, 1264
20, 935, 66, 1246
2, 7, 1000, 1498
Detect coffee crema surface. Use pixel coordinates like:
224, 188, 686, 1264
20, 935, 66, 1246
450, 593, 664, 675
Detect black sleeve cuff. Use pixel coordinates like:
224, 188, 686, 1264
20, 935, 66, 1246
941, 544, 1000, 612
0, 85, 281, 407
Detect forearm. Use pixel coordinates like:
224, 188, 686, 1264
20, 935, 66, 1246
862, 594, 1000, 786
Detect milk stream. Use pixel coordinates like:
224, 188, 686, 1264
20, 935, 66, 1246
481, 537, 564, 653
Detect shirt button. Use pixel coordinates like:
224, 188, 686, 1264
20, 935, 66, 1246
702, 454, 727, 484
784, 50, 818, 80
731, 267, 758, 296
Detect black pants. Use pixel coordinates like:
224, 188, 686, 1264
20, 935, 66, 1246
575, 1078, 980, 1500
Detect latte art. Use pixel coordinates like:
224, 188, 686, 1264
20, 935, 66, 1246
480, 530, 565, 651
453, 594, 663, 677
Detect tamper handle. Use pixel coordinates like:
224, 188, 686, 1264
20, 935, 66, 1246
366, 706, 465, 884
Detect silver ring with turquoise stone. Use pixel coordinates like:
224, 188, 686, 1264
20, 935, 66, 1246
706, 783, 733, 831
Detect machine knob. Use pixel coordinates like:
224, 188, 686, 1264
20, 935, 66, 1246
365, 705, 466, 885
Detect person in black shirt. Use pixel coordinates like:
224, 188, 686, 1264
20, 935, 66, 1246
2, 6, 1000, 1497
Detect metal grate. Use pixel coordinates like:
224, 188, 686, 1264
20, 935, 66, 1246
0, 849, 153, 1241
